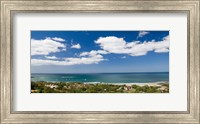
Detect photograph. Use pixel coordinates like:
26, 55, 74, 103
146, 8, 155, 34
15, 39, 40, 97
31, 31, 169, 93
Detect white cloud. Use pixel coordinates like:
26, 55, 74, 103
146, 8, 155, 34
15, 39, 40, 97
31, 54, 106, 66
138, 31, 149, 38
31, 35, 169, 66
45, 56, 58, 59
95, 35, 169, 56
154, 48, 169, 53
80, 50, 108, 57
64, 54, 105, 65
51, 37, 65, 42
31, 38, 66, 56
71, 44, 81, 49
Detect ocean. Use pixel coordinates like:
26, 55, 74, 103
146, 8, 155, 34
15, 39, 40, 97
31, 72, 169, 83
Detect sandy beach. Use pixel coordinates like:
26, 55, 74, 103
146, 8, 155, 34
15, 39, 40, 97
83, 81, 168, 86
117, 82, 167, 86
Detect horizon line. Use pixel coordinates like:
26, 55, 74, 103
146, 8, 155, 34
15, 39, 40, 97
31, 71, 169, 74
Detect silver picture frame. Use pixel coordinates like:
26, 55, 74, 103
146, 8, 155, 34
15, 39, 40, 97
1, 0, 199, 123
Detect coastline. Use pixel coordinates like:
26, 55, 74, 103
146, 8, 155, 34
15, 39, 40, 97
82, 81, 168, 86
31, 81, 169, 93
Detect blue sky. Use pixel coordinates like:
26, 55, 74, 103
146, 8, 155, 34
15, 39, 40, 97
31, 31, 169, 73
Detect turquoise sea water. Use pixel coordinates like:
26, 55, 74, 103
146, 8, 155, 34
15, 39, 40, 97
31, 72, 169, 83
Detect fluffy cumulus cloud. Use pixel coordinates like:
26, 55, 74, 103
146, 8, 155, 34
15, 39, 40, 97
31, 35, 169, 66
31, 54, 105, 66
71, 43, 81, 49
95, 35, 169, 56
64, 54, 105, 65
45, 56, 58, 59
31, 37, 66, 55
80, 50, 108, 57
138, 31, 149, 38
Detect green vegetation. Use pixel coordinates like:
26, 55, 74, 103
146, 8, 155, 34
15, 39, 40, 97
31, 81, 169, 93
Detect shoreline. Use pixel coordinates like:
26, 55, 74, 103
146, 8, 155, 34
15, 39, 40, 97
32, 81, 168, 86
82, 81, 169, 86
31, 81, 169, 93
